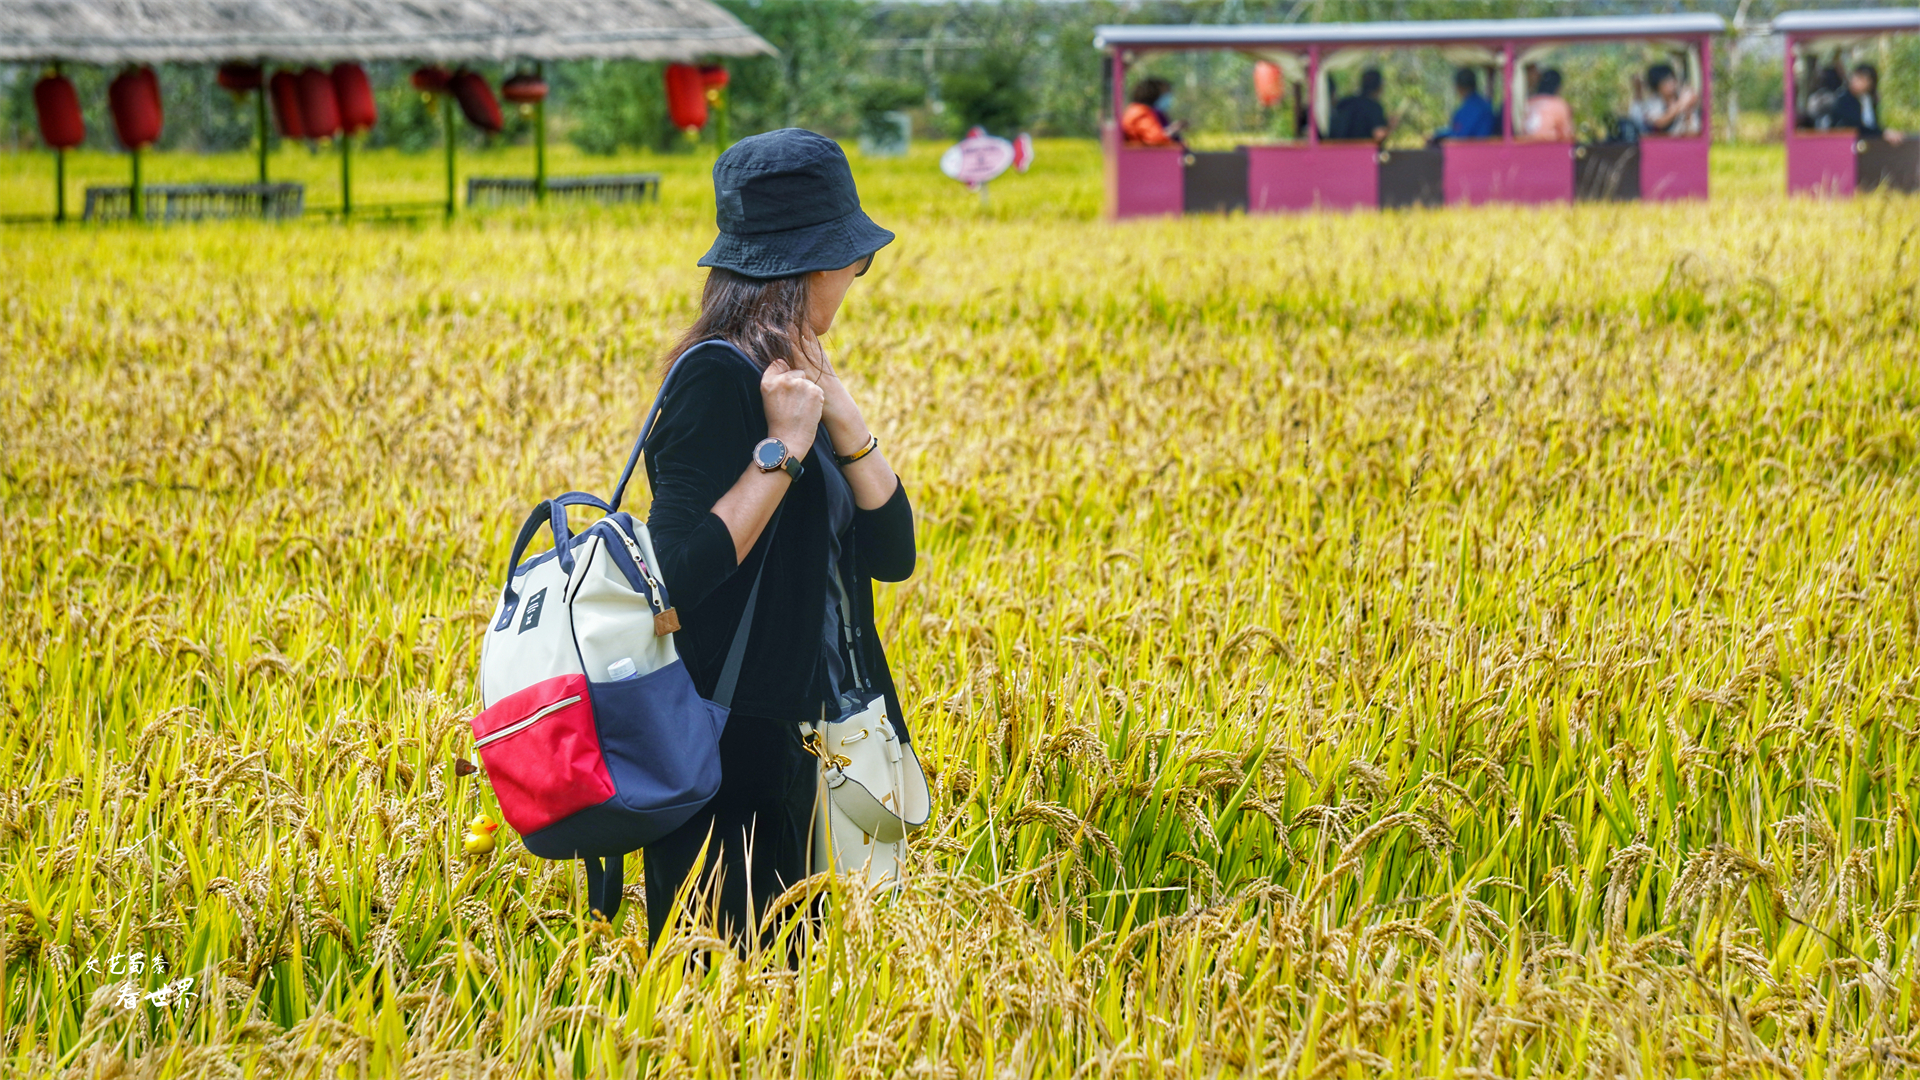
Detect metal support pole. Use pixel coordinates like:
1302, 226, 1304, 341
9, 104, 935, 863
1501, 43, 1515, 141
52, 61, 68, 224
1783, 33, 1798, 151
131, 145, 144, 222
444, 93, 457, 219
1307, 47, 1319, 146
534, 62, 547, 203
341, 132, 353, 218
1698, 35, 1714, 142
256, 71, 269, 184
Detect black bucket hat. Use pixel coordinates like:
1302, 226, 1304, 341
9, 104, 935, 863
699, 128, 895, 279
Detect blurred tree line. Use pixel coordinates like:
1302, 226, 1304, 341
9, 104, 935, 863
2, 0, 1912, 155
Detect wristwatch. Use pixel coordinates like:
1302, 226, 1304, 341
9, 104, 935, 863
753, 437, 804, 482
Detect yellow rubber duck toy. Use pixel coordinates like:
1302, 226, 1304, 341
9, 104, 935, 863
462, 814, 499, 855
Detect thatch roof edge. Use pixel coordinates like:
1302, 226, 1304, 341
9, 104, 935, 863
0, 0, 777, 65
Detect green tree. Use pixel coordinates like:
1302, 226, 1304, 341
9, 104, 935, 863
717, 0, 872, 135
942, 53, 1033, 136
565, 60, 671, 154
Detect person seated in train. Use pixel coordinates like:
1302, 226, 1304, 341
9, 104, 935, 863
1121, 78, 1186, 148
1523, 68, 1575, 142
1330, 69, 1394, 143
1802, 67, 1845, 129
1629, 63, 1700, 137
1831, 64, 1903, 143
1431, 68, 1496, 142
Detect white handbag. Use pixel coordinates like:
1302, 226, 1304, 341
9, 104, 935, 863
805, 690, 930, 886
804, 548, 930, 885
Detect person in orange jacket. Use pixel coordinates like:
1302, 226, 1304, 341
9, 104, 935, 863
1121, 77, 1186, 148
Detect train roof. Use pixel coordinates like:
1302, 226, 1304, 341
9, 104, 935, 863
1094, 14, 1726, 53
1773, 8, 1920, 37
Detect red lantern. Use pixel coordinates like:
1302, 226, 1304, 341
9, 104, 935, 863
699, 65, 729, 89
412, 66, 451, 94
502, 73, 549, 105
664, 63, 707, 132
331, 63, 377, 134
1254, 61, 1284, 108
33, 74, 85, 149
297, 68, 341, 138
107, 66, 164, 149
450, 71, 503, 132
217, 62, 263, 94
269, 71, 306, 139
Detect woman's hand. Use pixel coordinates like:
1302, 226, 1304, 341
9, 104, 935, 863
800, 332, 873, 458
761, 358, 824, 460
797, 333, 898, 510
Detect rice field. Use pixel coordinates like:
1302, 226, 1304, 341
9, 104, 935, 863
3, 140, 1919, 1078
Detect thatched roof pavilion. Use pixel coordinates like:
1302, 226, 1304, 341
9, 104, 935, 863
7, 0, 773, 223
0, 0, 776, 65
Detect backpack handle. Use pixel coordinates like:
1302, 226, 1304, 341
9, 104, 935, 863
498, 491, 613, 615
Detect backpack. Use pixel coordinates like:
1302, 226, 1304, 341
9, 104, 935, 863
470, 343, 772, 923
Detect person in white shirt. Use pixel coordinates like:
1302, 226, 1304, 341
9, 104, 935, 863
1629, 63, 1699, 137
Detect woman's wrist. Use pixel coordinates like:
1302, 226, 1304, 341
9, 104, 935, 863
835, 433, 880, 465
826, 417, 872, 457
768, 425, 816, 458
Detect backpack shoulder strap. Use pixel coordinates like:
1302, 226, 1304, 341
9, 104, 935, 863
608, 339, 758, 513
711, 502, 781, 711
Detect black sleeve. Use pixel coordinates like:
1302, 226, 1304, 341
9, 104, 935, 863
645, 354, 761, 611
854, 476, 916, 582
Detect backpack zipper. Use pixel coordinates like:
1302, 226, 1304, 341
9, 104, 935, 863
606, 520, 666, 613
475, 694, 582, 750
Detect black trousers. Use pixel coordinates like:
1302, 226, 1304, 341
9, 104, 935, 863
642, 714, 817, 949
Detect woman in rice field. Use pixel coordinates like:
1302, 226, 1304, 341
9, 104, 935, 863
639, 128, 915, 950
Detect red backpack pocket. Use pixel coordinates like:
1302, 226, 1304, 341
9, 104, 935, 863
473, 673, 614, 834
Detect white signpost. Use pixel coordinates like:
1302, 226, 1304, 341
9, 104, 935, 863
940, 127, 1034, 202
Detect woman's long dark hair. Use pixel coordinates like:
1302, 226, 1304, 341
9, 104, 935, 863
667, 268, 810, 374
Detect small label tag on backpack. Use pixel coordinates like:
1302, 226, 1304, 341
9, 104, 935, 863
519, 588, 547, 633
653, 607, 681, 636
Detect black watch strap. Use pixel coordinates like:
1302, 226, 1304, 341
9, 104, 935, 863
780, 455, 803, 482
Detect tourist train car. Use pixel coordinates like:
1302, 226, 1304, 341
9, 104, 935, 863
1094, 14, 1724, 218
1776, 9, 1920, 195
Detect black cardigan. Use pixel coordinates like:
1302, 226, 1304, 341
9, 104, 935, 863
1830, 93, 1884, 139
643, 340, 917, 732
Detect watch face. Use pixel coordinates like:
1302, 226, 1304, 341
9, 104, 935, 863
754, 439, 786, 470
